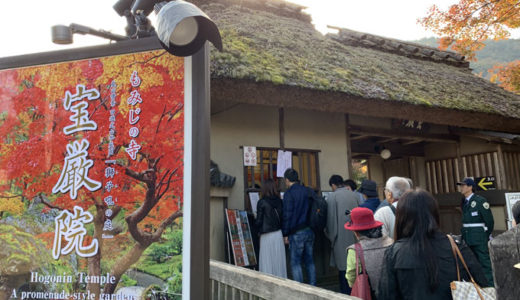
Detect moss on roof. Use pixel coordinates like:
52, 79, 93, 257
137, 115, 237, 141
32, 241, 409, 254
202, 3, 520, 120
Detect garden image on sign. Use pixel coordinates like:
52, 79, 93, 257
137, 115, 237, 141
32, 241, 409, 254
0, 50, 184, 300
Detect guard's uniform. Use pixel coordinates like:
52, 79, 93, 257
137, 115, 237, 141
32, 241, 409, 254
461, 193, 494, 286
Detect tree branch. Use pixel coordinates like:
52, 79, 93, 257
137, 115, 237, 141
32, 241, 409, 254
150, 210, 183, 242
157, 168, 179, 201
37, 194, 64, 211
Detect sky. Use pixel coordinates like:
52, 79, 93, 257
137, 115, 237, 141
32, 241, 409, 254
0, 0, 518, 58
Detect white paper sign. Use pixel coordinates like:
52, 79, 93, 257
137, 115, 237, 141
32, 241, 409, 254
243, 146, 257, 166
322, 191, 333, 201
249, 192, 260, 216
506, 192, 520, 229
276, 150, 292, 177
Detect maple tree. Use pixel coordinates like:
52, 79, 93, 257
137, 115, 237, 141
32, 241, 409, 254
0, 50, 184, 297
419, 0, 520, 93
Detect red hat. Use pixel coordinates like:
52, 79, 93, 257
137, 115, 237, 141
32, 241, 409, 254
344, 207, 383, 231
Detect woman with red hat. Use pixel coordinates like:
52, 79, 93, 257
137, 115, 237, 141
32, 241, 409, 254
345, 207, 393, 299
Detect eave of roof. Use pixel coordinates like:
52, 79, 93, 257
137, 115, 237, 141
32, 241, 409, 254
200, 2, 520, 127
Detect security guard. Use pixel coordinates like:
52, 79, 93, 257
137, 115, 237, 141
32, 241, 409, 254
457, 177, 494, 286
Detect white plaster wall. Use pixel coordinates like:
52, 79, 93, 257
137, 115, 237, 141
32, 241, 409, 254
284, 108, 349, 190
211, 104, 279, 209
211, 105, 350, 208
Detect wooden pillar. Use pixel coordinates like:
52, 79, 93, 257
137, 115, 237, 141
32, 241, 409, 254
497, 144, 508, 190
456, 141, 464, 180
345, 114, 353, 179
188, 43, 211, 300
279, 107, 285, 149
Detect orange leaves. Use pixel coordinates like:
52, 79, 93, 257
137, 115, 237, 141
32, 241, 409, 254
490, 60, 520, 93
420, 0, 520, 91
0, 50, 184, 228
419, 0, 520, 60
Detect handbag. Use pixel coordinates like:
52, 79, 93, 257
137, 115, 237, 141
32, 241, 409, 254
351, 242, 372, 300
446, 235, 497, 300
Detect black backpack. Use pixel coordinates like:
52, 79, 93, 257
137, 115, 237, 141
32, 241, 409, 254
307, 188, 327, 232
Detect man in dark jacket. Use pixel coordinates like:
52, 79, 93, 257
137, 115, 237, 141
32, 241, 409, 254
282, 168, 316, 285
358, 179, 380, 212
457, 177, 494, 286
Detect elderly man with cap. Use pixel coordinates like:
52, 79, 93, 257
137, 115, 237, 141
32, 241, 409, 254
457, 177, 494, 286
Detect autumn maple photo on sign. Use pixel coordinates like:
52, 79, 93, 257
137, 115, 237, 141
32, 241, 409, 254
0, 50, 184, 300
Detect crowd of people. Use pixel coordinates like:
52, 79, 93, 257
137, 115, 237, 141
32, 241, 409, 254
252, 167, 512, 299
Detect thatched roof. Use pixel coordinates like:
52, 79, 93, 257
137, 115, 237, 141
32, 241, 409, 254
195, 0, 520, 132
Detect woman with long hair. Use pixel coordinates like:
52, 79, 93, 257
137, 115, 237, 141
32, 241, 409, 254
378, 188, 488, 299
255, 179, 287, 278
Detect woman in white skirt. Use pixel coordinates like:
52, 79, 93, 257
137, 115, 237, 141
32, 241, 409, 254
255, 179, 287, 278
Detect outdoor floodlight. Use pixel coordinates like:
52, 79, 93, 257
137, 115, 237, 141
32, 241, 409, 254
154, 0, 222, 57
52, 23, 128, 45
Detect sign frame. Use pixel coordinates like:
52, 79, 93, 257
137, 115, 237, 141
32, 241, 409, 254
0, 37, 210, 300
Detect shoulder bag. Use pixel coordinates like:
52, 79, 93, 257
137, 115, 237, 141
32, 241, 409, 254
351, 242, 372, 300
446, 234, 496, 300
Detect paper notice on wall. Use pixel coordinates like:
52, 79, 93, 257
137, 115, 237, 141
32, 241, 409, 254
249, 192, 260, 216
276, 150, 292, 177
243, 146, 257, 166
506, 193, 520, 229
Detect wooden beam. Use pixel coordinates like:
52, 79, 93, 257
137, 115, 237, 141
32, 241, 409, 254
279, 107, 285, 149
348, 125, 459, 143
350, 134, 371, 141
497, 144, 508, 190
351, 140, 425, 157
378, 137, 399, 143
210, 79, 520, 134
345, 115, 353, 179
450, 128, 520, 145
402, 139, 423, 146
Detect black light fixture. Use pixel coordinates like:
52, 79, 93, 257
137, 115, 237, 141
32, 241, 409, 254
52, 23, 128, 45
153, 0, 222, 56
52, 1, 222, 57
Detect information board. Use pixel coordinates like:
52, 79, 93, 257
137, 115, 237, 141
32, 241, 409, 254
225, 209, 257, 267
